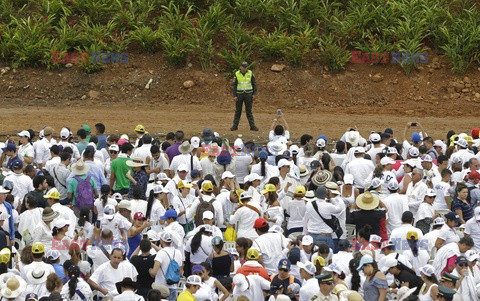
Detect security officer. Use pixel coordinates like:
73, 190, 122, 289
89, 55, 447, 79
436, 285, 456, 301
439, 273, 462, 301
231, 62, 258, 131
310, 273, 338, 301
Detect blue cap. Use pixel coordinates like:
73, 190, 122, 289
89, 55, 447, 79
412, 132, 421, 143
445, 211, 461, 224
160, 209, 178, 220
25, 293, 39, 301
357, 254, 374, 271
191, 169, 201, 179
1, 143, 16, 152
317, 135, 328, 142
288, 247, 301, 264
12, 160, 23, 170
259, 150, 268, 160
85, 145, 96, 153
278, 258, 291, 270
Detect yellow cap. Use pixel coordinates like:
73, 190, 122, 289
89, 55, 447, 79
134, 124, 145, 133
294, 185, 306, 195
0, 248, 11, 264
313, 255, 326, 267
246, 248, 259, 260
32, 242, 45, 254
261, 184, 276, 195
406, 230, 418, 241
201, 181, 214, 193
43, 188, 60, 200
235, 189, 244, 199
465, 136, 474, 143
177, 181, 193, 190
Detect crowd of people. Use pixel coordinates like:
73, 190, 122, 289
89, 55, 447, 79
0, 119, 479, 301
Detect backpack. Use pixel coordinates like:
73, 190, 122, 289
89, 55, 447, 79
194, 196, 216, 227
74, 175, 95, 209
162, 249, 180, 285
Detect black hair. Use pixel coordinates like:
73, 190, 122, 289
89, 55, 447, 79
332, 166, 344, 183
459, 236, 474, 247
175, 130, 184, 142
33, 175, 46, 189
27, 129, 35, 144
268, 176, 280, 186
150, 145, 160, 154
143, 134, 153, 144
349, 259, 361, 291
204, 174, 217, 187
317, 243, 329, 255
147, 289, 163, 301
25, 194, 37, 208
100, 185, 110, 207
257, 225, 269, 234
90, 136, 98, 145
321, 153, 332, 171
407, 237, 419, 257
140, 239, 152, 253
60, 152, 72, 162
300, 134, 313, 146
166, 132, 175, 141
260, 157, 266, 177
200, 261, 212, 275
63, 146, 73, 155
335, 141, 345, 153
358, 224, 372, 241
77, 128, 87, 139
121, 143, 134, 153
78, 207, 90, 227
161, 141, 170, 152
50, 145, 60, 155
274, 125, 284, 136
95, 123, 105, 134
418, 145, 427, 155
25, 164, 36, 174
68, 266, 80, 299
441, 168, 452, 178
146, 189, 159, 219
190, 227, 207, 254
45, 175, 55, 188
83, 149, 94, 160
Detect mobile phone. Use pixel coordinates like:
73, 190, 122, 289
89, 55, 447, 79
277, 109, 282, 115
411, 122, 417, 126
95, 220, 101, 228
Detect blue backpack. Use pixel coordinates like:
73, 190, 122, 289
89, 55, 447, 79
74, 175, 95, 209
162, 249, 180, 285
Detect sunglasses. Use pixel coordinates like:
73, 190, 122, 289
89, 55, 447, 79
323, 282, 333, 285
458, 263, 468, 267
193, 272, 203, 276
280, 268, 289, 272
110, 151, 118, 154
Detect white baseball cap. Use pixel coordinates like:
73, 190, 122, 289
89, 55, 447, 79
234, 138, 244, 150
297, 261, 316, 276
221, 171, 234, 179
425, 189, 436, 197
422, 154, 433, 163
409, 147, 420, 157
60, 128, 70, 139
156, 173, 170, 181
380, 157, 395, 166
277, 159, 291, 168
387, 180, 399, 191
109, 144, 120, 152
301, 235, 314, 246
455, 138, 468, 148
382, 257, 398, 273
104, 204, 116, 219
54, 218, 68, 229
419, 264, 435, 277
233, 274, 248, 292
433, 217, 445, 226
369, 133, 381, 143
190, 136, 200, 148
316, 138, 326, 148
17, 130, 30, 139
344, 174, 354, 185
354, 147, 365, 154
186, 275, 202, 286
202, 211, 214, 220
177, 164, 188, 172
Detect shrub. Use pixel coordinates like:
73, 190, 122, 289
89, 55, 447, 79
318, 33, 351, 72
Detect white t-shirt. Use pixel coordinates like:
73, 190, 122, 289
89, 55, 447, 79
433, 181, 451, 210
437, 224, 459, 246
464, 219, 480, 252
101, 215, 127, 241
415, 202, 435, 223
18, 143, 34, 161
253, 232, 290, 275
185, 235, 213, 264
129, 199, 148, 218
232, 274, 271, 301
153, 247, 183, 288
89, 261, 138, 297
94, 197, 118, 220
3, 173, 33, 202
403, 250, 430, 276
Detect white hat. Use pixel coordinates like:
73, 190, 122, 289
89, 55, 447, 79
409, 147, 420, 157
369, 133, 381, 143
118, 200, 131, 210
152, 185, 165, 194
177, 164, 188, 172
302, 235, 314, 245
112, 193, 123, 201
455, 138, 468, 148
397, 286, 417, 301
147, 230, 159, 242
345, 131, 360, 147
289, 145, 300, 154
387, 179, 399, 191
0, 275, 27, 299
0, 212, 9, 221
233, 274, 248, 292
475, 207, 480, 221
17, 130, 30, 139
316, 138, 326, 148
354, 147, 365, 154
380, 157, 395, 166
228, 247, 239, 256
248, 173, 262, 182
109, 144, 119, 152
46, 249, 60, 261
369, 234, 382, 243
386, 147, 398, 155
267, 141, 287, 156
425, 189, 436, 197
186, 275, 202, 286
382, 257, 398, 273
190, 136, 200, 148
343, 174, 354, 185
222, 171, 234, 179
234, 138, 244, 150
433, 217, 445, 226
277, 159, 291, 168
104, 204, 116, 219
27, 268, 50, 285
268, 225, 283, 233
60, 128, 70, 139
465, 250, 479, 262
0, 186, 8, 194
324, 263, 343, 275
39, 129, 45, 139
422, 154, 433, 163
54, 218, 68, 229
240, 191, 252, 200
156, 173, 170, 181
297, 261, 316, 276
276, 295, 291, 301
202, 211, 214, 220
370, 178, 383, 189
401, 159, 416, 167
419, 264, 435, 277
159, 231, 172, 243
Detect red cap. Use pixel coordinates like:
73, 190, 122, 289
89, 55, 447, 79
472, 128, 480, 139
253, 218, 268, 229
469, 170, 480, 180
134, 212, 146, 220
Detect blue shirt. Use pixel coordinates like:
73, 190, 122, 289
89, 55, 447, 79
52, 263, 67, 283
97, 135, 107, 150
6, 155, 22, 171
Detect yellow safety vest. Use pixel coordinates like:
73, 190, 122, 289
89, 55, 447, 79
236, 70, 253, 93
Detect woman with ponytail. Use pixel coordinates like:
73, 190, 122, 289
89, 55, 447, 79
145, 186, 167, 232
250, 150, 279, 186
346, 258, 365, 295
404, 230, 429, 276
51, 218, 72, 264
61, 265, 93, 301
93, 184, 116, 220
68, 243, 91, 280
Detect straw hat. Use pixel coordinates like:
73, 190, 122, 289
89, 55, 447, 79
126, 157, 147, 167
27, 268, 50, 285
71, 159, 90, 175
355, 191, 380, 210
0, 248, 10, 264
42, 207, 59, 222
0, 275, 26, 299
267, 141, 287, 156
311, 170, 332, 187
179, 141, 194, 154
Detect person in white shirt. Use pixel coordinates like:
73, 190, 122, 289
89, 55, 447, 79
423, 217, 445, 256
61, 265, 93, 301
86, 228, 114, 270
330, 141, 347, 168
3, 160, 33, 202
132, 134, 153, 164
435, 212, 461, 250
45, 188, 77, 238
303, 186, 343, 251
389, 211, 423, 254
185, 225, 214, 265
170, 141, 202, 181
287, 186, 307, 238
35, 127, 57, 168
88, 248, 138, 298
367, 133, 384, 165
269, 113, 290, 143
464, 207, 480, 252
449, 138, 475, 167
17, 130, 34, 164
113, 277, 145, 301
382, 180, 408, 236
345, 148, 375, 191
298, 261, 319, 301
171, 181, 197, 230
377, 157, 397, 194
433, 169, 452, 210
232, 273, 271, 301
332, 239, 354, 277
229, 191, 262, 240
406, 168, 428, 216
250, 151, 280, 187
149, 232, 184, 301
44, 145, 61, 175
146, 145, 170, 182
18, 195, 43, 247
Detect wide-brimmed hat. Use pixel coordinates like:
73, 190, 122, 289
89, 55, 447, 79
115, 277, 138, 293
126, 157, 147, 167
42, 208, 59, 222
311, 170, 332, 187
355, 191, 380, 210
397, 286, 417, 301
27, 268, 50, 285
179, 141, 194, 154
0, 274, 26, 299
71, 159, 90, 175
267, 141, 287, 156
345, 130, 360, 147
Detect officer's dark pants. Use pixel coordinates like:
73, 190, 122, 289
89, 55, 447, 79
233, 92, 255, 128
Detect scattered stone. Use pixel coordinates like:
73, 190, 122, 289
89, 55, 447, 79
371, 73, 384, 83
464, 76, 471, 83
270, 64, 286, 72
7, 86, 13, 91
81, 95, 87, 100
145, 78, 153, 89
465, 83, 472, 88
88, 90, 100, 99
0, 67, 10, 76
462, 88, 470, 93
65, 63, 73, 68
476, 93, 480, 98
23, 85, 29, 89
187, 63, 193, 68
183, 80, 194, 89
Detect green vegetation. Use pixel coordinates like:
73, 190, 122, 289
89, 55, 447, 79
0, 0, 479, 75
